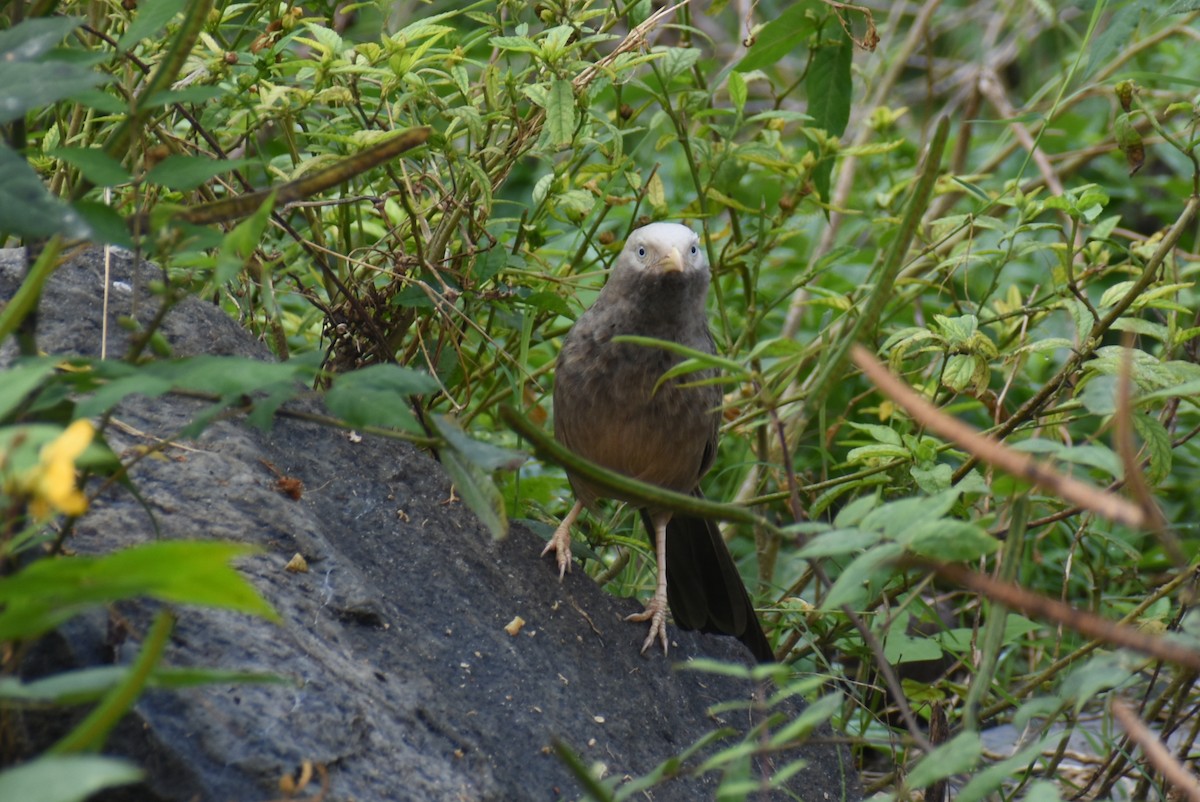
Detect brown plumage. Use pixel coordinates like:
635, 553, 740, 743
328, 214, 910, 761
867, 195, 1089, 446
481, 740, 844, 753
544, 222, 772, 662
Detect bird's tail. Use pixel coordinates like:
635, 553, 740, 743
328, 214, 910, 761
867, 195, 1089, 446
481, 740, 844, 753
642, 496, 774, 662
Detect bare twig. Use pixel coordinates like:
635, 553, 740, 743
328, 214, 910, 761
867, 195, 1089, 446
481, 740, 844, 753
851, 344, 1146, 529
922, 560, 1200, 672
1112, 698, 1200, 802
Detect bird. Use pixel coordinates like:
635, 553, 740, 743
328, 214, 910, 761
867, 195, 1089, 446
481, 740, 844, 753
543, 222, 773, 662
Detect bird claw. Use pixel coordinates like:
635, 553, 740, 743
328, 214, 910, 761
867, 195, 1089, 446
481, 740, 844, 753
626, 600, 669, 655
541, 527, 572, 580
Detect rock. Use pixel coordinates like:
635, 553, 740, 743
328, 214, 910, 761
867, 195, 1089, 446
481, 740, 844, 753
1, 247, 861, 801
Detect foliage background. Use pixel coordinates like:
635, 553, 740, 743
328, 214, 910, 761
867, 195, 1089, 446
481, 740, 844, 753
4, 0, 1200, 799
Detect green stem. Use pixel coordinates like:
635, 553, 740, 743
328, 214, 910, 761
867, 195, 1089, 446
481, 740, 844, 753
789, 115, 950, 451
0, 238, 63, 351
76, 0, 215, 201
500, 405, 775, 531
952, 193, 1200, 483
50, 610, 175, 753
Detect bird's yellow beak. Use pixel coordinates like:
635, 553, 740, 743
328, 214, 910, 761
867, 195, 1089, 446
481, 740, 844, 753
658, 247, 684, 273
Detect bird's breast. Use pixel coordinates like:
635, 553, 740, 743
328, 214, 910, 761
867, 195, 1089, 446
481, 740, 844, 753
553, 323, 719, 507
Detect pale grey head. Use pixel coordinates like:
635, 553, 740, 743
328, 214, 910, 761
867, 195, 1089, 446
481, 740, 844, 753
617, 222, 707, 277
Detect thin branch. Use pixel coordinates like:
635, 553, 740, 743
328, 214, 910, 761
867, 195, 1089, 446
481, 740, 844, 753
851, 344, 1146, 529
1112, 698, 1200, 802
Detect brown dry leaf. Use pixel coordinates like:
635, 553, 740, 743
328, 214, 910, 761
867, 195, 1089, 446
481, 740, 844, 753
276, 476, 304, 500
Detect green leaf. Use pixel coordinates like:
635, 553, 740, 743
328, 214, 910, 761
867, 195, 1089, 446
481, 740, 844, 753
68, 88, 126, 115
1063, 297, 1093, 344
489, 35, 540, 54
882, 618, 944, 665
956, 738, 1052, 802
1062, 653, 1134, 714
766, 692, 841, 747
0, 17, 83, 61
1022, 780, 1067, 802
117, 0, 186, 51
0, 145, 92, 239
554, 188, 594, 222
1012, 337, 1074, 355
432, 415, 526, 472
1098, 280, 1136, 309
845, 443, 909, 463
658, 47, 701, 81
806, 25, 854, 136
810, 477, 888, 519
906, 731, 982, 789
82, 356, 315, 435
0, 541, 278, 642
734, 3, 817, 72
727, 70, 747, 112
860, 489, 959, 540
48, 147, 132, 188
0, 756, 141, 802
0, 665, 285, 707
214, 192, 276, 286
325, 364, 439, 432
141, 86, 227, 108
50, 611, 175, 753
73, 201, 134, 248
832, 493, 881, 527
0, 241, 65, 343
1078, 375, 1118, 416
846, 422, 902, 446
546, 78, 576, 147
519, 291, 572, 317
299, 23, 345, 55
796, 528, 881, 558
1133, 378, 1200, 404
0, 360, 57, 420
1089, 346, 1183, 393
942, 354, 977, 392
677, 657, 754, 680
1132, 412, 1172, 485
144, 155, 252, 192
805, 25, 852, 201
73, 370, 174, 420
822, 543, 903, 610
910, 462, 953, 494
1110, 317, 1168, 342
937, 616, 1040, 653
902, 519, 999, 561
1085, 0, 1150, 79
1058, 444, 1122, 480
169, 356, 315, 397
0, 61, 108, 125
934, 313, 978, 343
440, 443, 508, 539
611, 335, 746, 376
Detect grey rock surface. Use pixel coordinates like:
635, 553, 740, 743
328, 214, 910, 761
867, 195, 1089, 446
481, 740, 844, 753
2, 247, 860, 801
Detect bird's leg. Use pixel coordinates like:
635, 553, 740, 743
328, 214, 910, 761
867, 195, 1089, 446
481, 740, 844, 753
541, 499, 583, 580
626, 513, 670, 655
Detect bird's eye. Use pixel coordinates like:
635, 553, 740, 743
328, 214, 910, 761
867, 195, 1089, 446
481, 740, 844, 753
637, 246, 646, 258
690, 245, 698, 255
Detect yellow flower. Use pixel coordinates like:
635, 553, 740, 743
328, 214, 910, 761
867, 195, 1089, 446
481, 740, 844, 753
28, 419, 95, 519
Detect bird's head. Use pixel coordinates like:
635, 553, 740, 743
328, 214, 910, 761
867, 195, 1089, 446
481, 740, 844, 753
619, 223, 707, 278
596, 222, 711, 323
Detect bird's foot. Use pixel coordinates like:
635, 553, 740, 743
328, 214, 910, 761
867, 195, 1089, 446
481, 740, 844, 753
626, 596, 669, 655
540, 519, 573, 580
